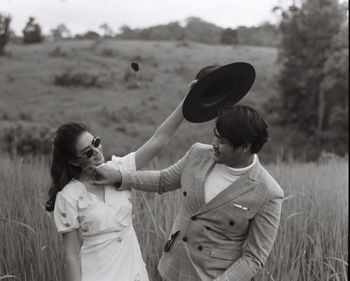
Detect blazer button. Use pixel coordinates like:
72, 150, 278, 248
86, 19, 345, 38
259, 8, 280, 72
198, 246, 203, 251
182, 237, 188, 242
229, 220, 235, 226
191, 216, 196, 221
183, 191, 187, 196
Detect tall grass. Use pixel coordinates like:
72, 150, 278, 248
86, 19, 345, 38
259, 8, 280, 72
0, 155, 348, 281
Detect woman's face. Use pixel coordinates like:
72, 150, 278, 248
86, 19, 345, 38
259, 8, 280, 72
75, 131, 105, 168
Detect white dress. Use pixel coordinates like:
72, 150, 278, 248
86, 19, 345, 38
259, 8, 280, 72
53, 152, 149, 281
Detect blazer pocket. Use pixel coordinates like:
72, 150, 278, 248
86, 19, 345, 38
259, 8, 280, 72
209, 247, 242, 261
231, 203, 256, 218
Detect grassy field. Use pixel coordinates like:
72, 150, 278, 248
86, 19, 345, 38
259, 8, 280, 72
0, 38, 348, 280
0, 154, 348, 281
0, 39, 280, 161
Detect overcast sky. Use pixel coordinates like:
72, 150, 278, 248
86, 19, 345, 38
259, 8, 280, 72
1, 0, 291, 35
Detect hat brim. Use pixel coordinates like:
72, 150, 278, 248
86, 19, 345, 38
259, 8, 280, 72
183, 62, 255, 123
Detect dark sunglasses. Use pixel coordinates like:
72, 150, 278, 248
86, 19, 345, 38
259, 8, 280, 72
76, 137, 101, 159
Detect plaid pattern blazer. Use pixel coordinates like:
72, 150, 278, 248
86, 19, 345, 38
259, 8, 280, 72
121, 143, 284, 281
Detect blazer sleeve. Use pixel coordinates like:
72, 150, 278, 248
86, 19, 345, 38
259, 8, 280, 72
214, 190, 284, 281
120, 149, 190, 194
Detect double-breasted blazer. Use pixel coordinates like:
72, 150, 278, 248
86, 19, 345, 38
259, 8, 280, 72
121, 143, 284, 281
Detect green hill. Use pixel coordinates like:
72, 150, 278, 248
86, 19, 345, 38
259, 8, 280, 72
0, 39, 280, 161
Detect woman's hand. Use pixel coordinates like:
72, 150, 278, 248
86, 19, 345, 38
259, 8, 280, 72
90, 164, 122, 186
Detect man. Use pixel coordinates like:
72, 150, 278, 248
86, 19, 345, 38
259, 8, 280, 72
92, 104, 284, 281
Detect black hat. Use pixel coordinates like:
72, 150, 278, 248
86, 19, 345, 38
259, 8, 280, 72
183, 62, 255, 123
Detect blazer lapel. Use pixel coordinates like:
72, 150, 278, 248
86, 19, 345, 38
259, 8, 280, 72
194, 153, 216, 208
194, 159, 262, 216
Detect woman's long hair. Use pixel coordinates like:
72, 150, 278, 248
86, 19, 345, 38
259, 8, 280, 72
45, 122, 87, 212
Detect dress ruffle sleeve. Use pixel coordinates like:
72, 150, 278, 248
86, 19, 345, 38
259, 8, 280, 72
108, 152, 136, 173
53, 192, 79, 233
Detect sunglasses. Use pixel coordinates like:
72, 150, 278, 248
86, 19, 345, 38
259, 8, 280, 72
76, 137, 101, 159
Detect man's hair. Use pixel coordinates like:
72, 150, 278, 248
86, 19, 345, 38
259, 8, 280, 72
215, 104, 268, 154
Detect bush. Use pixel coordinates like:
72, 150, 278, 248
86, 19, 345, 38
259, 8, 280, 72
0, 111, 9, 120
128, 54, 158, 68
75, 31, 100, 40
22, 17, 43, 44
54, 69, 112, 88
220, 28, 239, 45
1, 122, 54, 156
123, 67, 154, 90
175, 40, 190, 48
18, 111, 33, 121
100, 48, 120, 57
48, 46, 67, 57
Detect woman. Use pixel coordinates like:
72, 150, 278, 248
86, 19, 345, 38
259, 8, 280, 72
45, 80, 196, 281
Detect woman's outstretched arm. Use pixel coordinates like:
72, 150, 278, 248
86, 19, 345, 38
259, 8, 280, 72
134, 80, 196, 170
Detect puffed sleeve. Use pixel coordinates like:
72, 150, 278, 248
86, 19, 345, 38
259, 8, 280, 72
53, 192, 79, 233
107, 152, 136, 173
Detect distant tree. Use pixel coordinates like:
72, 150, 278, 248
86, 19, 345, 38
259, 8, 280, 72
86, 31, 100, 39
22, 17, 43, 44
185, 17, 223, 44
0, 13, 11, 55
220, 28, 239, 45
99, 23, 114, 38
50, 24, 71, 41
118, 25, 137, 39
119, 25, 132, 36
137, 21, 185, 41
270, 0, 348, 157
254, 22, 281, 46
167, 21, 185, 41
318, 21, 349, 154
236, 23, 280, 47
77, 30, 100, 40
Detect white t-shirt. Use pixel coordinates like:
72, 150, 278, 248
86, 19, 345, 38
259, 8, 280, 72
204, 154, 258, 203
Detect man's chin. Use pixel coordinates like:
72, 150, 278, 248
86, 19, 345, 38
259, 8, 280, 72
213, 153, 221, 163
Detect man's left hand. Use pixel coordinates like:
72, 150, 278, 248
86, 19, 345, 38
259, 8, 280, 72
90, 164, 122, 186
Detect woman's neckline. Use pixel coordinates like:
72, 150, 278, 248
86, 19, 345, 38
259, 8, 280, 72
73, 178, 106, 203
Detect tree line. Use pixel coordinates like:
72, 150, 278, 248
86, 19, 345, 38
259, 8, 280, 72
117, 17, 281, 46
0, 15, 281, 49
0, 0, 348, 160
268, 0, 348, 159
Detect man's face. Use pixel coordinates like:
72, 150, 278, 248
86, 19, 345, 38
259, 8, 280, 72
212, 135, 239, 166
212, 128, 251, 168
